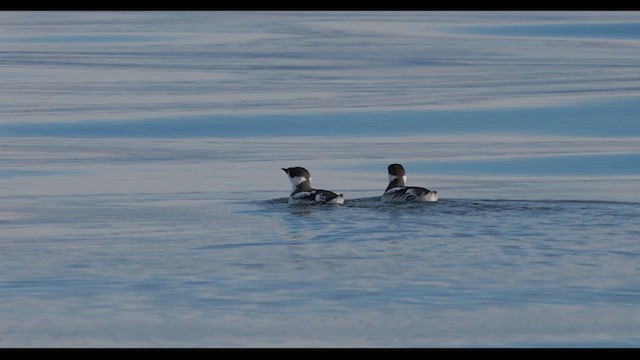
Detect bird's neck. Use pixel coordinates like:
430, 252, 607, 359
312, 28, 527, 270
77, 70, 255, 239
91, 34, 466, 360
386, 175, 406, 190
290, 176, 312, 193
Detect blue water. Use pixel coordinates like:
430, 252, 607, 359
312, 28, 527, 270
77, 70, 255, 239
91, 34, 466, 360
2, 96, 640, 138
460, 22, 640, 40
1, 12, 640, 348
0, 35, 162, 43
360, 153, 640, 177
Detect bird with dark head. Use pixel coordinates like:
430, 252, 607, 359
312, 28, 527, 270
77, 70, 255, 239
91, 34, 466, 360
282, 167, 344, 205
382, 163, 438, 202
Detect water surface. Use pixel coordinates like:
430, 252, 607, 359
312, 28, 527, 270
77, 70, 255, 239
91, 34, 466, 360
1, 11, 640, 347
459, 22, 640, 40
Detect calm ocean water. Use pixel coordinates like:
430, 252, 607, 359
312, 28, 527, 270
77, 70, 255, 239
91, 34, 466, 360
1, 11, 640, 347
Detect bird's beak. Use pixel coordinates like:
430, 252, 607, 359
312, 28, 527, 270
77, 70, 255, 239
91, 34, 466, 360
281, 168, 288, 173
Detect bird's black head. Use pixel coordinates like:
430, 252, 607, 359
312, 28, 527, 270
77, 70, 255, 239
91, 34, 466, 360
282, 167, 311, 179
387, 163, 406, 177
282, 167, 312, 191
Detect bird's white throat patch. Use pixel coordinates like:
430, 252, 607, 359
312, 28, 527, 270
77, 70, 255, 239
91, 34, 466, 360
289, 176, 310, 189
388, 174, 407, 183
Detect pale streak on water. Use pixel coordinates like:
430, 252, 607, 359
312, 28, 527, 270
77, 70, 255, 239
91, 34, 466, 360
1, 11, 640, 347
